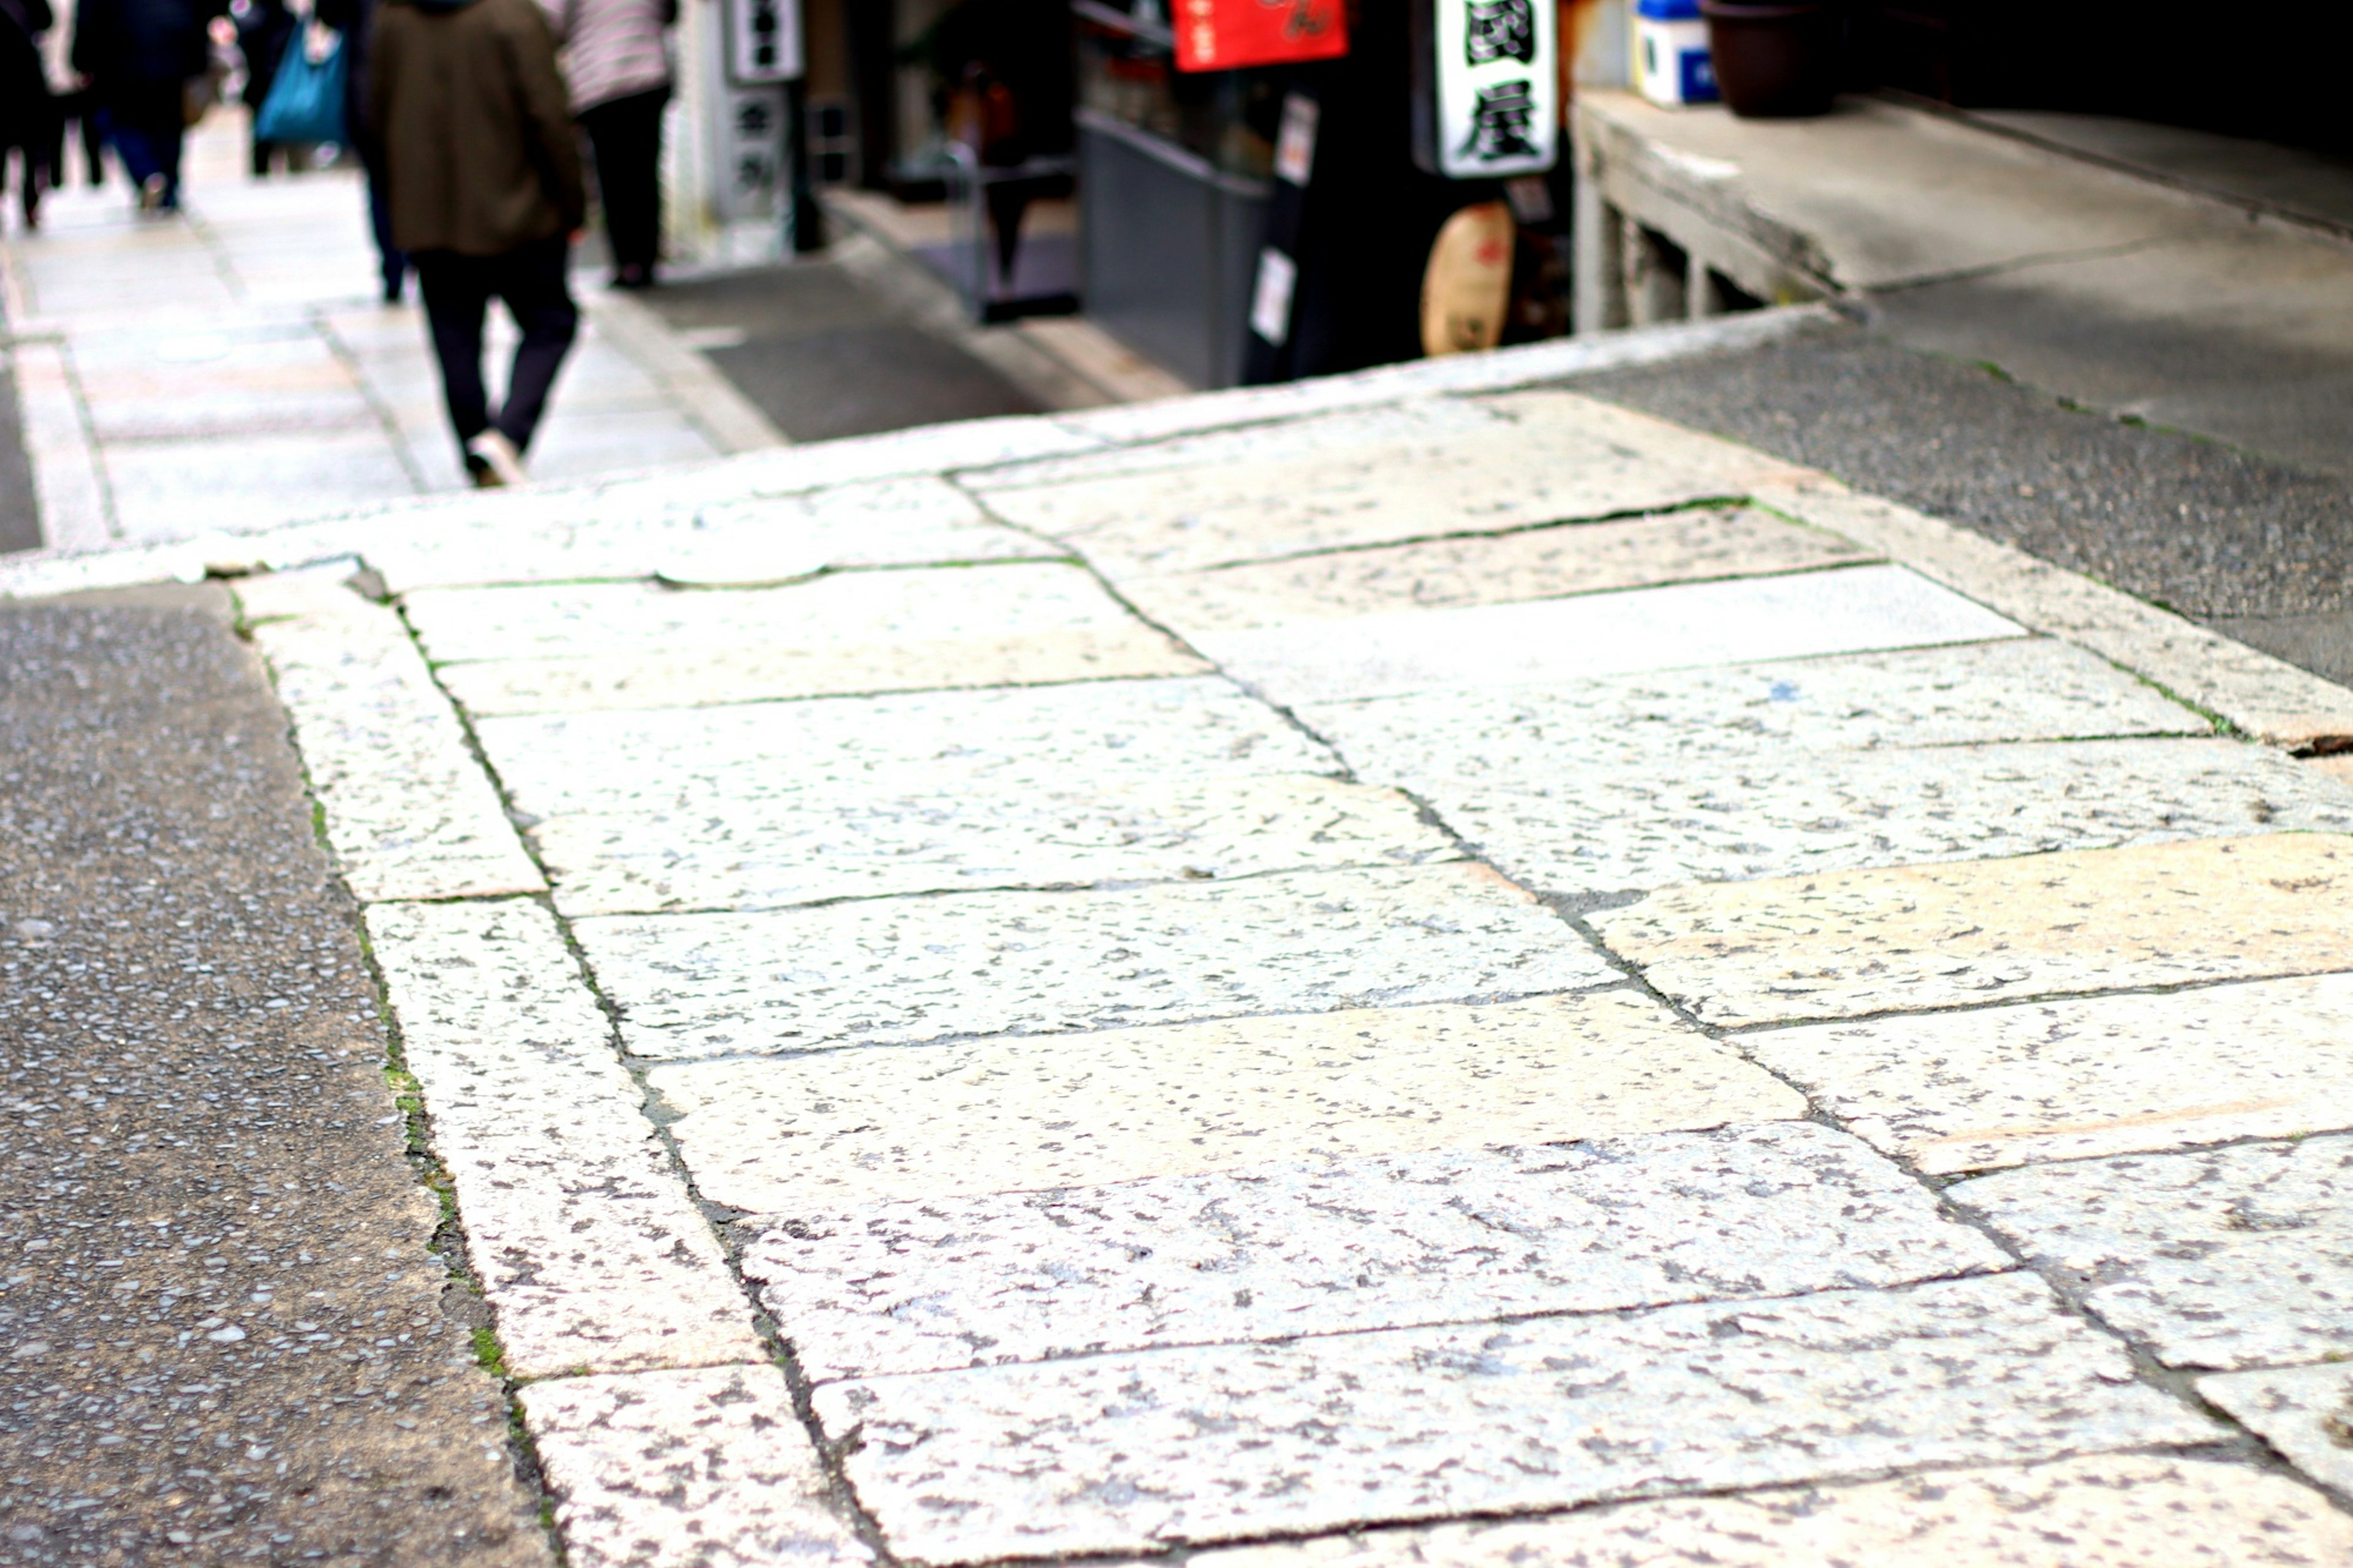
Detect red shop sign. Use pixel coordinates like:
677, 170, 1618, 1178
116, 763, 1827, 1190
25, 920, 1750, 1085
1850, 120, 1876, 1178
1173, 0, 1351, 72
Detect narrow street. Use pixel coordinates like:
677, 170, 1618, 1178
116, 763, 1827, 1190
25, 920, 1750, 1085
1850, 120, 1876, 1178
7, 340, 2353, 1561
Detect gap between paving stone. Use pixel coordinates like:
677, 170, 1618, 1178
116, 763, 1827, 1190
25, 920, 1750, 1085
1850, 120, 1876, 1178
650, 990, 1803, 1210
811, 1273, 2215, 1561
1593, 833, 2353, 1028
1510, 890, 2293, 1499
235, 566, 892, 1561
1741, 971, 2353, 1174
1947, 1132, 2353, 1373
381, 603, 922, 1564
733, 1120, 2006, 1382
1182, 1453, 2353, 1567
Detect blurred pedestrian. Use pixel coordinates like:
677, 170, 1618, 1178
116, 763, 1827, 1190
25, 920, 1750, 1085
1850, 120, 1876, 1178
43, 2, 110, 189
72, 0, 227, 210
547, 0, 672, 289
367, 0, 582, 487
230, 0, 300, 174
316, 0, 404, 300
0, 0, 56, 229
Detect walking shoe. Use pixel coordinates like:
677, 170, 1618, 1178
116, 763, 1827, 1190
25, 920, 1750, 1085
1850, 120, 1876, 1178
465, 430, 528, 488
137, 175, 169, 213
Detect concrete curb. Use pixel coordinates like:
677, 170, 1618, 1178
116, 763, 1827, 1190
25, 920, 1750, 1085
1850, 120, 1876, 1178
1052, 306, 1847, 445
1757, 479, 2353, 753
583, 287, 790, 456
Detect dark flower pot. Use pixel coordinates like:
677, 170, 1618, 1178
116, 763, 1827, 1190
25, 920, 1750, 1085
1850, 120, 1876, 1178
1701, 0, 1841, 118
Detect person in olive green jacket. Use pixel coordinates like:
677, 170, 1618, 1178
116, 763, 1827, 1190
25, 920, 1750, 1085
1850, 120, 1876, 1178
367, 0, 585, 486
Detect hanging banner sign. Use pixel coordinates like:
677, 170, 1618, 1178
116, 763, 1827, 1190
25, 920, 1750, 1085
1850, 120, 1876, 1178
1425, 0, 1556, 178
1173, 0, 1349, 74
727, 0, 803, 84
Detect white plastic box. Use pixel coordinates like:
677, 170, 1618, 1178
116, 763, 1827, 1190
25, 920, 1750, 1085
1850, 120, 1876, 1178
1635, 0, 1719, 107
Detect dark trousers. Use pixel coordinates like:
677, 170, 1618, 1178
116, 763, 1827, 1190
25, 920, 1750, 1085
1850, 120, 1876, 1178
364, 162, 407, 299
47, 88, 106, 185
413, 237, 578, 458
103, 81, 186, 203
578, 86, 667, 281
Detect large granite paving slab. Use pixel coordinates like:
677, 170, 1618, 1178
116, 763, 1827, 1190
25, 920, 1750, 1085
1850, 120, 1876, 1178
975, 392, 1811, 577
743, 1122, 2002, 1382
237, 569, 544, 901
363, 900, 765, 1379
651, 991, 1800, 1209
813, 1273, 2209, 1562
478, 676, 1339, 818
1370, 737, 2353, 896
1303, 639, 2200, 776
1950, 1134, 2353, 1371
405, 562, 1205, 714
1119, 506, 1874, 635
1748, 972, 2353, 1173
532, 775, 1456, 915
1196, 565, 2024, 705
580, 864, 1615, 1058
1193, 1455, 2353, 1568
2199, 1363, 2353, 1497
1593, 834, 2353, 1026
518, 1365, 871, 1568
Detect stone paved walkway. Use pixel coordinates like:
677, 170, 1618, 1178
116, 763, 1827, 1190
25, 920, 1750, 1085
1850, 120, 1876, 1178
0, 116, 774, 555
9, 333, 2353, 1564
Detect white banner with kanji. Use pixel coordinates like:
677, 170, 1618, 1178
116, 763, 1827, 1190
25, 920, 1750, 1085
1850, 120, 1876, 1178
1433, 0, 1557, 178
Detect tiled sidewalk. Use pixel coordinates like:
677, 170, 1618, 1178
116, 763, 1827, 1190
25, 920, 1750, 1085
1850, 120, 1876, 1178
9, 335, 2353, 1563
0, 116, 771, 551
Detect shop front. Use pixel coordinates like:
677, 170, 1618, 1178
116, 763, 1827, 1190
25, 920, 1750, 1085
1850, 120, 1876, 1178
800, 0, 1583, 389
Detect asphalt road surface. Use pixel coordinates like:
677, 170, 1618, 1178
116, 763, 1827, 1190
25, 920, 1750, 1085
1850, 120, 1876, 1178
0, 585, 548, 1566
1578, 319, 2353, 684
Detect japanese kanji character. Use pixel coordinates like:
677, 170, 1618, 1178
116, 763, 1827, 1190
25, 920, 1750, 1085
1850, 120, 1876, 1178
1458, 79, 1539, 162
1463, 0, 1536, 66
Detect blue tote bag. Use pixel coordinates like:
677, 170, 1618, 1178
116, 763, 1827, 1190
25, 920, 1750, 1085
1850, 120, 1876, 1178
253, 26, 349, 145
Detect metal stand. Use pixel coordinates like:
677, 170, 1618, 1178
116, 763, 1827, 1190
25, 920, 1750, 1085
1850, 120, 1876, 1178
786, 78, 825, 254
941, 144, 1078, 323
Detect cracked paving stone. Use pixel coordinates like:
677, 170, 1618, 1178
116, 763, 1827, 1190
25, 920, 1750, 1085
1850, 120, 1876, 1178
529, 775, 1456, 916
2197, 1363, 2353, 1498
518, 1364, 870, 1568
651, 991, 1802, 1210
974, 392, 1811, 578
1116, 506, 1876, 636
0, 585, 547, 1564
1193, 564, 2025, 706
1593, 833, 2353, 1026
235, 567, 544, 903
813, 1272, 2211, 1562
1357, 736, 2353, 897
475, 676, 1342, 819
1192, 1453, 2353, 1568
1747, 972, 2353, 1173
655, 479, 1063, 586
741, 1121, 2001, 1382
1949, 1134, 2353, 1371
362, 900, 765, 1379
576, 863, 1617, 1059
404, 562, 1205, 715
362, 475, 1063, 593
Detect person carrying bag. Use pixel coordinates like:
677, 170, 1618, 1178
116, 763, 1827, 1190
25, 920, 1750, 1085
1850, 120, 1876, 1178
252, 10, 344, 146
